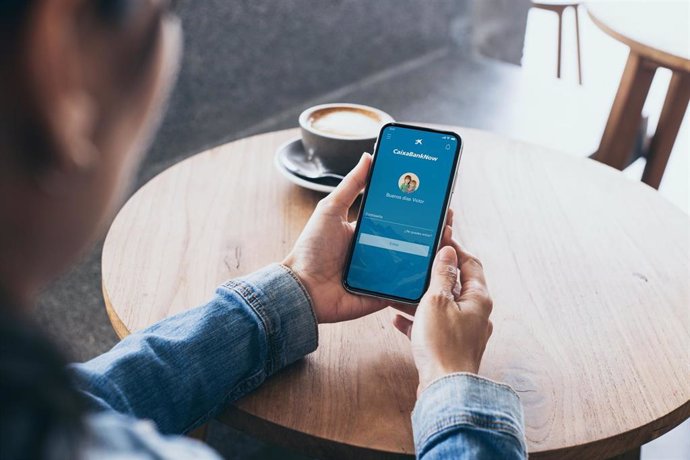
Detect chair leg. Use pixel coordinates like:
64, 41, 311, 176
557, 10, 563, 79
574, 5, 583, 85
593, 52, 656, 169
608, 446, 640, 460
641, 71, 690, 189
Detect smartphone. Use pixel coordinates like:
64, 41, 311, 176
342, 123, 463, 304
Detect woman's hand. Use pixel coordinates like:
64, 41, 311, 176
392, 240, 494, 396
282, 153, 393, 323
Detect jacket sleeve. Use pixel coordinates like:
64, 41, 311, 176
412, 373, 527, 459
70, 264, 318, 435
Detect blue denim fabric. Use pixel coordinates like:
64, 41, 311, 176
79, 412, 221, 459
69, 264, 526, 458
413, 373, 527, 459
71, 264, 316, 432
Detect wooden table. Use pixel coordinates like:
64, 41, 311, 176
102, 127, 690, 459
587, 1, 690, 189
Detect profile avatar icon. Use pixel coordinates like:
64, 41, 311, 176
398, 172, 420, 194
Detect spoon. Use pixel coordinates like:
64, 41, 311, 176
282, 145, 345, 181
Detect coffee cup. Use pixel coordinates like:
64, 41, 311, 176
299, 103, 394, 175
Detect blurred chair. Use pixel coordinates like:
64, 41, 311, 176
587, 1, 690, 189
531, 0, 583, 84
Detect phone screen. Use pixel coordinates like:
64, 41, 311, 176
344, 124, 462, 303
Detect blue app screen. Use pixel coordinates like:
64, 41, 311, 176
345, 125, 460, 301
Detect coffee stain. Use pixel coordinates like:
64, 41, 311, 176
633, 272, 648, 283
222, 246, 242, 272
234, 246, 241, 270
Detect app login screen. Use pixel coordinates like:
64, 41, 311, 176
346, 125, 459, 301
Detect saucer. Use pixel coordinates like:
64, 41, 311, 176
274, 138, 341, 194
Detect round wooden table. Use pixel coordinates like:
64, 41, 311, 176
102, 127, 690, 459
587, 1, 690, 189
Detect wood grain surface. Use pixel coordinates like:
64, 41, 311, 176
102, 127, 690, 459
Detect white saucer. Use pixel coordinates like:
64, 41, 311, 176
274, 138, 340, 194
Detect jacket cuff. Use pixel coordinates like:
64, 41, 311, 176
219, 264, 318, 375
412, 372, 526, 455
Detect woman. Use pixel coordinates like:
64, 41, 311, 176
0, 0, 526, 459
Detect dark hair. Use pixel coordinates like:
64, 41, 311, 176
0, 1, 31, 26
0, 292, 85, 460
404, 175, 412, 180
0, 0, 139, 27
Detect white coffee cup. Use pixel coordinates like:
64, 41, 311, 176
299, 103, 394, 175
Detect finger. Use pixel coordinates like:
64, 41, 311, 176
328, 152, 371, 211
356, 294, 390, 310
443, 240, 460, 300
440, 224, 453, 247
454, 243, 492, 315
446, 208, 454, 228
451, 279, 461, 301
391, 303, 417, 316
442, 237, 488, 302
428, 245, 459, 295
393, 314, 413, 340
457, 245, 488, 292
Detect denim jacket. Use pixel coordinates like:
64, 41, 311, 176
70, 264, 526, 459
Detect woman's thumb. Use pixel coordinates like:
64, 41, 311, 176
428, 246, 458, 294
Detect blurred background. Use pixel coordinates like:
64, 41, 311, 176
36, 0, 689, 458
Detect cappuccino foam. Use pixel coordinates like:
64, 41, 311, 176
309, 107, 382, 138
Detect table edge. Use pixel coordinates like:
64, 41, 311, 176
103, 280, 130, 340
586, 4, 690, 73
530, 399, 690, 458
223, 397, 690, 459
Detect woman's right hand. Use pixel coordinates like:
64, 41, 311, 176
393, 239, 494, 396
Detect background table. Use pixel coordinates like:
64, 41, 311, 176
102, 127, 690, 459
587, 1, 690, 189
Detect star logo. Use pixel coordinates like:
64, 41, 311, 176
415, 139, 423, 145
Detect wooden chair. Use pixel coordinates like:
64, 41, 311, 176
531, 0, 583, 84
